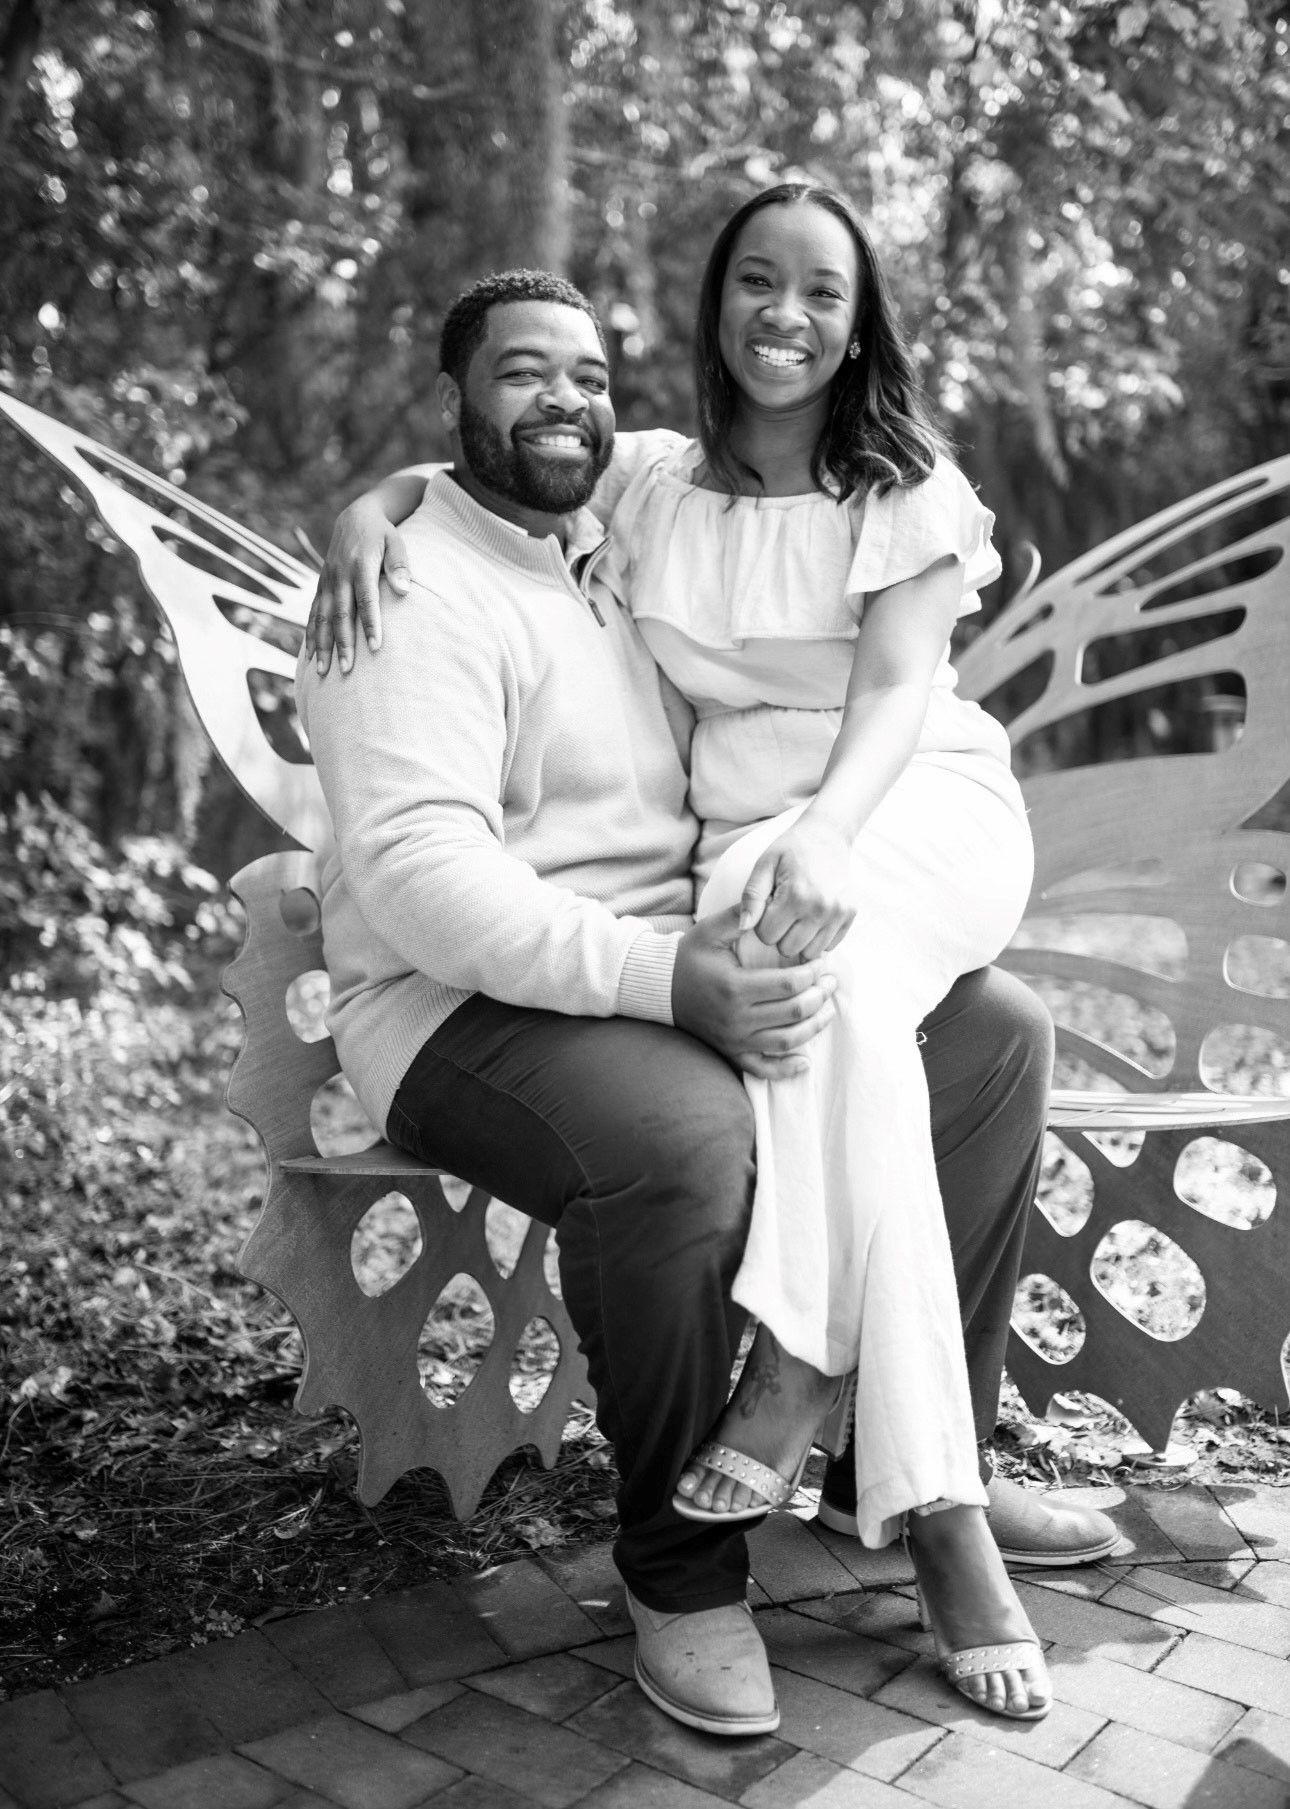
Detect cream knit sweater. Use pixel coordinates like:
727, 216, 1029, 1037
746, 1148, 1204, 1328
295, 471, 698, 1134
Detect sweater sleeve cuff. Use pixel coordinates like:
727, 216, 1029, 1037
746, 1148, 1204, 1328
617, 928, 681, 1025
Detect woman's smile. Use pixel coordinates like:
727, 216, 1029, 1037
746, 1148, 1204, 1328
747, 339, 811, 371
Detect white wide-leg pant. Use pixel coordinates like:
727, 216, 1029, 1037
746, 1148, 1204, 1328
696, 757, 1034, 1546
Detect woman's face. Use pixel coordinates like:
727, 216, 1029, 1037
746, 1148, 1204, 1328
717, 201, 860, 415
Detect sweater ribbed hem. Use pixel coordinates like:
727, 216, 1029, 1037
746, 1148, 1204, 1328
335, 981, 471, 1138
616, 927, 682, 1024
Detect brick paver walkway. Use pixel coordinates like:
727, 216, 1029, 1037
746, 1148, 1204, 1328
5, 1482, 1290, 1809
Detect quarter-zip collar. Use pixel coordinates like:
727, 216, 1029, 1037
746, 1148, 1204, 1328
422, 470, 610, 623
423, 471, 600, 583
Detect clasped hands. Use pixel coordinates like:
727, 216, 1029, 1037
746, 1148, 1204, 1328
673, 817, 854, 1080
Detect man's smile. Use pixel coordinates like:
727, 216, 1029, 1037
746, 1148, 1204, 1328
519, 425, 593, 458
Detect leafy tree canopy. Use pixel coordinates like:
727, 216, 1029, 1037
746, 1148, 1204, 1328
0, 0, 1286, 861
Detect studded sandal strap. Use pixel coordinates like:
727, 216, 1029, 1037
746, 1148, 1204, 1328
690, 1441, 795, 1509
941, 1641, 1045, 1681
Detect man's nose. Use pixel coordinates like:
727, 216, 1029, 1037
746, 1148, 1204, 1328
538, 373, 588, 414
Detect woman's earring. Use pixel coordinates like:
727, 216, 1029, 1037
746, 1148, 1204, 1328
847, 338, 861, 361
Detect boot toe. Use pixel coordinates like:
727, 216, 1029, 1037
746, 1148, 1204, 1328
987, 1475, 1120, 1565
627, 1592, 779, 1736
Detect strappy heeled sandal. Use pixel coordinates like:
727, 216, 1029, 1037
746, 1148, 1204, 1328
903, 1526, 1051, 1722
672, 1372, 854, 1526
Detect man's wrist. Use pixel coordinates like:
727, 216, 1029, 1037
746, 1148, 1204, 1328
617, 928, 682, 1025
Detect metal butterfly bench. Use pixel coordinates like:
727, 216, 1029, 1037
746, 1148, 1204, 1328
3, 390, 1288, 1505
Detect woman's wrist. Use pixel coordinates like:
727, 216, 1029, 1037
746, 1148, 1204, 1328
799, 800, 862, 844
345, 492, 394, 527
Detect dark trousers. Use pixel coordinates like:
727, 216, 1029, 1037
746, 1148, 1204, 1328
388, 965, 1053, 1613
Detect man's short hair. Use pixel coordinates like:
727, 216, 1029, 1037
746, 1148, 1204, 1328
439, 270, 606, 385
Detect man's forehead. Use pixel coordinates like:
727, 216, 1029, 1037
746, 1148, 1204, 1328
481, 299, 605, 361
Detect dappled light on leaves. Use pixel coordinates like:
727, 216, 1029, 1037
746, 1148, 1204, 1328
1174, 1138, 1275, 1230
509, 1316, 562, 1413
350, 1193, 423, 1298
1091, 1221, 1206, 1341
1037, 1133, 1094, 1236
417, 1275, 495, 1408
284, 968, 330, 1043
1012, 1274, 1086, 1364
309, 1072, 379, 1158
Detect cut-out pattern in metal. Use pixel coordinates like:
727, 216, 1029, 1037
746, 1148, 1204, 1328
959, 456, 1290, 1444
223, 854, 592, 1511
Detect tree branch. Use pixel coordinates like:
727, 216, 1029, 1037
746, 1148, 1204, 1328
196, 22, 468, 100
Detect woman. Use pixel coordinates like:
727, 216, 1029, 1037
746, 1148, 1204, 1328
309, 184, 1050, 1721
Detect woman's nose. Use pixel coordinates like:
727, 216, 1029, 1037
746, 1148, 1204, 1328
760, 291, 808, 329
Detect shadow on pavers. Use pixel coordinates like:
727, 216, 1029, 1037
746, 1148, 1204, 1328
1182, 1738, 1286, 1804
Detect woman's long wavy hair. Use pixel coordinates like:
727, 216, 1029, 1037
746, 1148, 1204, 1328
695, 183, 947, 502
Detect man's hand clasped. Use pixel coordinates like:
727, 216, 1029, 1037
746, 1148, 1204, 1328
672, 906, 837, 1081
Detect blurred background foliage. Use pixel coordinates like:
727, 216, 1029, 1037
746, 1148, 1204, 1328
1, 0, 1287, 872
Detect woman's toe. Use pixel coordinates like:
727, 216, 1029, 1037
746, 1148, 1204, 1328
1003, 1668, 1031, 1715
692, 1471, 718, 1509
675, 1468, 700, 1499
711, 1475, 740, 1514
958, 1675, 988, 1709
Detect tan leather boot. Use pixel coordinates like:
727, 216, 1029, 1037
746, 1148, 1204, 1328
626, 1591, 780, 1736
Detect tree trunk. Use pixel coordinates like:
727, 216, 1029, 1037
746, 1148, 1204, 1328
402, 0, 570, 280
0, 0, 42, 150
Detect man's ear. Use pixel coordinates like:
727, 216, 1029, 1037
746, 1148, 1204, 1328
437, 371, 461, 434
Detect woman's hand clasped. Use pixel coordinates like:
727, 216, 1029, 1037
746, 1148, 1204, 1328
740, 814, 856, 964
304, 500, 409, 675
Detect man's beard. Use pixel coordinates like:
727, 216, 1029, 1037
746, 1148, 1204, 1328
458, 396, 613, 513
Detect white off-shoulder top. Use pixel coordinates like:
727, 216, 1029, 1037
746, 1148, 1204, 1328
596, 434, 1018, 867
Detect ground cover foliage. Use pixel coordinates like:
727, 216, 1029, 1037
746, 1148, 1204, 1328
0, 828, 622, 1700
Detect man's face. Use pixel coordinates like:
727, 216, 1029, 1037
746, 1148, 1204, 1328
447, 300, 615, 515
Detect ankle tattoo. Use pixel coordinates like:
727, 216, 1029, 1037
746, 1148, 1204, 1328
737, 1343, 783, 1419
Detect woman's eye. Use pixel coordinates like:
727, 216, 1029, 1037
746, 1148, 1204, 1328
740, 273, 771, 289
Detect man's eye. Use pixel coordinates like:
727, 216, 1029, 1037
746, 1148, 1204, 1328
578, 376, 608, 393
501, 368, 543, 382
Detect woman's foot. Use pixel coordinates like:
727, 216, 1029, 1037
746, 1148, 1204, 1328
674, 1327, 841, 1517
907, 1506, 1051, 1719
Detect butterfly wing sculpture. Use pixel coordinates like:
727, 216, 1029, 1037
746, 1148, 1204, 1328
957, 457, 1290, 1445
6, 388, 1289, 1477
0, 392, 589, 1510
0, 393, 329, 857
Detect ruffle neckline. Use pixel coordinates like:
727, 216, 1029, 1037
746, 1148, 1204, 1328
604, 442, 1001, 651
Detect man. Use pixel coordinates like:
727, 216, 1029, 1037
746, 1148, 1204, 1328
298, 269, 1115, 1738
